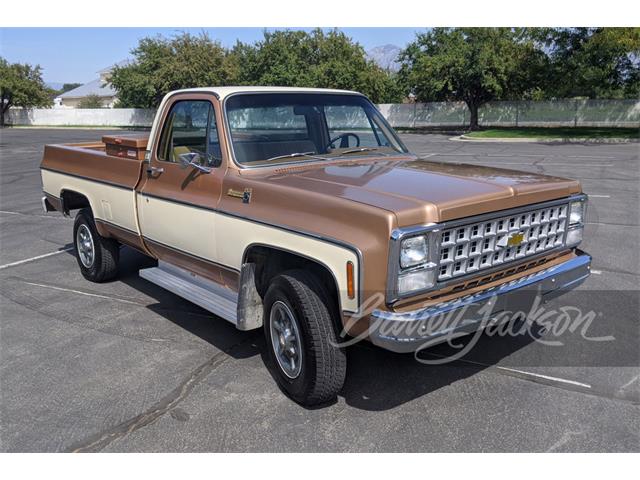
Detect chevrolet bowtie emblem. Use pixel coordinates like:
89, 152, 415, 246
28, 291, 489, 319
507, 232, 525, 247
496, 231, 525, 249
507, 232, 526, 247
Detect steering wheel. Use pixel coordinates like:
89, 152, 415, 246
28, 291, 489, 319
326, 133, 360, 150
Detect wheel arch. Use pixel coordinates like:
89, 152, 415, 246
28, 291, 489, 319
242, 243, 344, 316
59, 188, 91, 213
59, 189, 109, 237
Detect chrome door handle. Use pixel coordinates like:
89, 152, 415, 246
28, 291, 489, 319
146, 166, 164, 176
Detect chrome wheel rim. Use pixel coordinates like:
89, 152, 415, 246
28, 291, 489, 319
269, 300, 303, 379
76, 224, 95, 268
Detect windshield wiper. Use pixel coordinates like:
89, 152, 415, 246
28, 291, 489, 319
335, 147, 383, 156
263, 151, 327, 163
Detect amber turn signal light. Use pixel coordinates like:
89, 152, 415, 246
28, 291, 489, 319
346, 261, 355, 299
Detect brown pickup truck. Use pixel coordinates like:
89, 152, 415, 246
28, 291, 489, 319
41, 87, 591, 405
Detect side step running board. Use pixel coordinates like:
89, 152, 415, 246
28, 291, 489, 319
140, 261, 238, 325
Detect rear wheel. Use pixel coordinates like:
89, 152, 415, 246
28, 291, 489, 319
73, 209, 119, 282
263, 270, 346, 406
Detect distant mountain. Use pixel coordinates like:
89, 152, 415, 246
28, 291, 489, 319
46, 82, 84, 95
46, 82, 64, 91
366, 44, 402, 72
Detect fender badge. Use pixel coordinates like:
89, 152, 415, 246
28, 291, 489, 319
227, 188, 252, 204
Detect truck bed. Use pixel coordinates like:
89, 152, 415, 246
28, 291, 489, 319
41, 134, 149, 190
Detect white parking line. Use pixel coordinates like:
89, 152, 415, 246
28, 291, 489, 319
0, 210, 27, 216
588, 195, 611, 198
0, 248, 73, 271
20, 281, 142, 305
586, 222, 637, 227
422, 352, 593, 391
0, 210, 64, 220
19, 279, 216, 319
426, 152, 475, 156
495, 367, 593, 389
618, 374, 639, 392
591, 270, 603, 275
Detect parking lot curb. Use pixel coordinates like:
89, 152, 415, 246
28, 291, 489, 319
454, 135, 639, 144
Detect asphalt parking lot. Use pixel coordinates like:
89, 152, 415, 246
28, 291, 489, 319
1, 128, 638, 452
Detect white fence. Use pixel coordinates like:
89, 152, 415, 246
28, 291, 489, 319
379, 99, 640, 128
6, 108, 156, 127
6, 99, 640, 128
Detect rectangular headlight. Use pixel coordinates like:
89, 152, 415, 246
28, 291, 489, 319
566, 226, 584, 247
400, 235, 428, 268
398, 268, 436, 294
569, 200, 585, 226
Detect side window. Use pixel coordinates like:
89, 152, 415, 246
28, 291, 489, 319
157, 100, 219, 166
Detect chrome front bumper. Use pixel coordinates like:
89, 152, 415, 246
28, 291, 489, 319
370, 250, 592, 353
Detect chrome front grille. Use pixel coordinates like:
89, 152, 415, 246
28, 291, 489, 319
437, 204, 568, 281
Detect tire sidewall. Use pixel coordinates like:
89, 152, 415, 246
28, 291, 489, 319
263, 278, 318, 401
73, 211, 103, 281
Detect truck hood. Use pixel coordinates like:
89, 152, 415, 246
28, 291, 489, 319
265, 157, 582, 225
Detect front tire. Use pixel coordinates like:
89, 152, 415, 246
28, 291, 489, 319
73, 209, 119, 282
263, 270, 346, 406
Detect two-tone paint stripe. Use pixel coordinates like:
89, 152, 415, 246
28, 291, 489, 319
40, 169, 363, 312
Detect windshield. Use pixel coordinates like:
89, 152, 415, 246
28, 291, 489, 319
225, 93, 408, 166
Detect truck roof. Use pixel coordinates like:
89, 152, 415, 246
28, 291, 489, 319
167, 86, 362, 100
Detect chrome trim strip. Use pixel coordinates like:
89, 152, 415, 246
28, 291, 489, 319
386, 194, 588, 304
136, 192, 364, 313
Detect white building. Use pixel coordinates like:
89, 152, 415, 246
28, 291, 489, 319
56, 60, 130, 108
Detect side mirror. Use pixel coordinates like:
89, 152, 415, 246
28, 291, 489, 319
178, 152, 212, 174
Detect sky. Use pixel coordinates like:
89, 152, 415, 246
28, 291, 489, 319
0, 28, 421, 85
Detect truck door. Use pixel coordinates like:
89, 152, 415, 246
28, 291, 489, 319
137, 94, 226, 283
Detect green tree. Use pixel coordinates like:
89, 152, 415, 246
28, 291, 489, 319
532, 28, 640, 99
232, 29, 402, 103
110, 32, 237, 108
59, 83, 82, 94
0, 57, 51, 127
77, 94, 105, 109
398, 28, 545, 129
